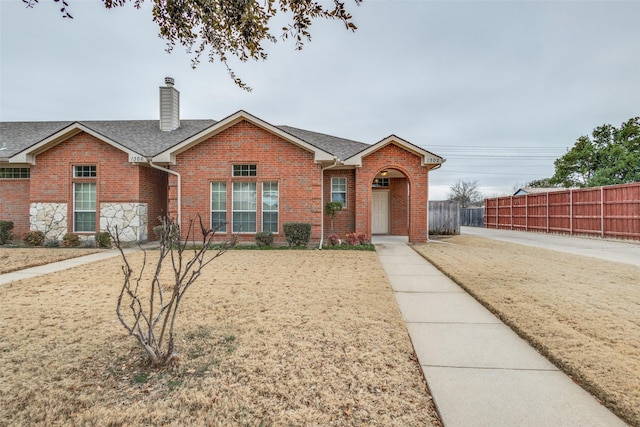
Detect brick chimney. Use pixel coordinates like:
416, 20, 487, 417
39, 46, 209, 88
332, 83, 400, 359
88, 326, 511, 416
159, 77, 180, 131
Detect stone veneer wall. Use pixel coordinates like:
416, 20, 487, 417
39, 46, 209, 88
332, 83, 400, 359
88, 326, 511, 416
100, 203, 148, 242
30, 202, 68, 240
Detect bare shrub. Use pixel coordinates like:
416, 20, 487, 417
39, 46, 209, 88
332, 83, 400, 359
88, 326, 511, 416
110, 215, 234, 367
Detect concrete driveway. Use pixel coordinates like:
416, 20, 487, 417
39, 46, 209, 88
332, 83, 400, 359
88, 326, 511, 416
461, 226, 640, 267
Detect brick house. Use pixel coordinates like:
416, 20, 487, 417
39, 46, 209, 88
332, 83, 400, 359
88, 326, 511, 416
0, 79, 444, 245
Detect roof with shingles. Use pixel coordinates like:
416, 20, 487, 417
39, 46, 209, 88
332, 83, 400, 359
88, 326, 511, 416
1, 119, 371, 161
276, 125, 369, 160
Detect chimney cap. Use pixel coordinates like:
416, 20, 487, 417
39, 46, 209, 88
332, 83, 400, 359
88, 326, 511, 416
164, 77, 175, 86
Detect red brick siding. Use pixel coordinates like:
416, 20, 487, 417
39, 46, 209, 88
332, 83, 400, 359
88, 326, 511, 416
0, 178, 31, 240
323, 169, 356, 239
389, 177, 409, 235
138, 166, 168, 239
356, 143, 429, 243
169, 120, 322, 244
30, 132, 159, 235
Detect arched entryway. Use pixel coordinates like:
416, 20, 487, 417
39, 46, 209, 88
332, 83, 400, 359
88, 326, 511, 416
371, 168, 410, 237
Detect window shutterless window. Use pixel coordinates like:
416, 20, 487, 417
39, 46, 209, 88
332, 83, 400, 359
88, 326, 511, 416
211, 182, 227, 232
232, 164, 257, 177
0, 167, 30, 178
262, 182, 279, 233
232, 182, 256, 232
74, 165, 97, 178
73, 182, 96, 232
331, 177, 347, 207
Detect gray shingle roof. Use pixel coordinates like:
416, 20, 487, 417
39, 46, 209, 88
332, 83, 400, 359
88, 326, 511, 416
277, 125, 370, 160
1, 119, 372, 162
0, 121, 74, 158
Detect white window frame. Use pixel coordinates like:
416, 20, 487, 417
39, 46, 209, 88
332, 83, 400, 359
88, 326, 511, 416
331, 177, 347, 208
73, 182, 96, 233
262, 181, 279, 233
210, 182, 227, 232
232, 181, 256, 233
73, 165, 96, 178
232, 164, 257, 177
0, 167, 30, 179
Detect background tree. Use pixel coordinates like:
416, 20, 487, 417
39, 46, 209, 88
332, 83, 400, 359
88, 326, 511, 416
526, 178, 561, 188
24, 0, 362, 90
447, 179, 484, 207
550, 117, 640, 188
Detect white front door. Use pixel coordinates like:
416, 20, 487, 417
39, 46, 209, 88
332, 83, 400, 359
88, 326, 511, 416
372, 191, 390, 234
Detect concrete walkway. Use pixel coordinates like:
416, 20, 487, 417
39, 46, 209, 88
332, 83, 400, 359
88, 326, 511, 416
0, 244, 155, 285
373, 237, 628, 427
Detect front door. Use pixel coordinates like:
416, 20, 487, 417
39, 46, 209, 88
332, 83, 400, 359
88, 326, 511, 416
372, 191, 390, 234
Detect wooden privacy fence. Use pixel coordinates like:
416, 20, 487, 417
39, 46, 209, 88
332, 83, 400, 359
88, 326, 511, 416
484, 182, 640, 240
429, 200, 460, 235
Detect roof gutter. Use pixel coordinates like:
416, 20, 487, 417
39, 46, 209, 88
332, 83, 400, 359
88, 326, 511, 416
148, 160, 181, 227
318, 157, 340, 249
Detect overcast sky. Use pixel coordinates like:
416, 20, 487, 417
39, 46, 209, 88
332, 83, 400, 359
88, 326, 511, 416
1, 0, 639, 200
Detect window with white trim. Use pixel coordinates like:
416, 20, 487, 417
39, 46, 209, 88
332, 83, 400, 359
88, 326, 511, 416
0, 168, 30, 178
331, 177, 347, 207
232, 164, 257, 177
232, 182, 256, 232
211, 182, 227, 232
73, 165, 96, 232
74, 165, 97, 178
73, 182, 96, 232
262, 182, 279, 233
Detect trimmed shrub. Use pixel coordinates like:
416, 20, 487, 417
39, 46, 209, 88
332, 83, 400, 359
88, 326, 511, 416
24, 230, 45, 246
255, 231, 274, 247
44, 239, 60, 248
62, 233, 81, 247
95, 231, 112, 248
283, 222, 312, 247
327, 233, 340, 246
0, 220, 14, 245
345, 231, 369, 246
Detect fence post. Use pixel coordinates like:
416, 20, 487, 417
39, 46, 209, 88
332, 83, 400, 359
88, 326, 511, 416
546, 192, 550, 233
570, 189, 573, 236
525, 195, 529, 232
600, 186, 605, 238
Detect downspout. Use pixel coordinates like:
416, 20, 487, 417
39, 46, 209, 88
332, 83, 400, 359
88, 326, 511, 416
318, 157, 340, 249
148, 159, 181, 227
426, 163, 442, 242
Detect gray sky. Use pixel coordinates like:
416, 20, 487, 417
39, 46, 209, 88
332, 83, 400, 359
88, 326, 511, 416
1, 0, 639, 200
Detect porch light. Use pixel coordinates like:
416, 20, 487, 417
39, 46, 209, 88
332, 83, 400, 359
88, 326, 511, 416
380, 170, 388, 177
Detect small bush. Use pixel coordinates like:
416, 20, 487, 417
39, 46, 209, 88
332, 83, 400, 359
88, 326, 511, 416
0, 220, 14, 245
95, 231, 112, 248
255, 231, 274, 247
62, 233, 81, 247
283, 223, 312, 247
345, 231, 369, 246
44, 239, 60, 248
327, 233, 340, 246
24, 230, 45, 246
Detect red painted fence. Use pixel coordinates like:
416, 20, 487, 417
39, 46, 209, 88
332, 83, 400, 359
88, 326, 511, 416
484, 182, 640, 241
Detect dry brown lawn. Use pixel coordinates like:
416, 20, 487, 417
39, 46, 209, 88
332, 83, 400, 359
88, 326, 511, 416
0, 249, 440, 426
414, 235, 640, 427
0, 247, 102, 274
